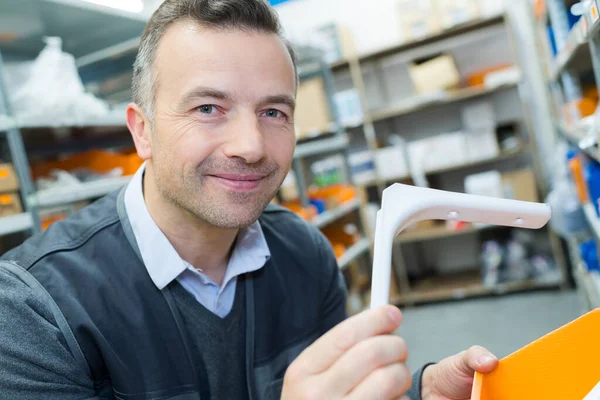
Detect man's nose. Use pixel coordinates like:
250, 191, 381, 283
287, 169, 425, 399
222, 112, 267, 164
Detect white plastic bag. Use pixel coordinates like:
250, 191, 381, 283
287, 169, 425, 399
9, 37, 109, 127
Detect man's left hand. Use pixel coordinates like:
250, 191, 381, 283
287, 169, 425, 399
420, 345, 499, 400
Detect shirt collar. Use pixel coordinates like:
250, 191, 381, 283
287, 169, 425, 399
124, 162, 271, 290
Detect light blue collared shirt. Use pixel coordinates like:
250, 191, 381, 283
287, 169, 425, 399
124, 163, 270, 318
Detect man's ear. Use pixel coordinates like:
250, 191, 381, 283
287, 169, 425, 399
126, 103, 152, 160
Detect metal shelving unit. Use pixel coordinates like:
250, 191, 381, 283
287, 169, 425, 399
337, 238, 370, 270
311, 198, 360, 229
30, 176, 132, 208
0, 51, 41, 238
333, 8, 566, 304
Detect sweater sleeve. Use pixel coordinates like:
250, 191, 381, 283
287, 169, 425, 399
0, 265, 96, 399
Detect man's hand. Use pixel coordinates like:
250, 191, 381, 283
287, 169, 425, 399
421, 345, 499, 400
281, 305, 412, 400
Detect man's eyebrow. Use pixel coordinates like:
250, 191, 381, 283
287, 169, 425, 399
179, 87, 233, 107
260, 95, 296, 110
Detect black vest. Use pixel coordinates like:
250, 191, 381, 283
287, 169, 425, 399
2, 189, 348, 399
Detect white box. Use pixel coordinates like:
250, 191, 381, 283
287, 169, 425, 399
408, 132, 468, 172
334, 89, 364, 127
461, 100, 495, 131
464, 170, 503, 198
464, 129, 499, 162
348, 150, 377, 185
374, 146, 409, 180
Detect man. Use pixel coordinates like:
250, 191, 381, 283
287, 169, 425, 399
0, 0, 498, 398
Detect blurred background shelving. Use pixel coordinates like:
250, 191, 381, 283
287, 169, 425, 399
0, 0, 594, 317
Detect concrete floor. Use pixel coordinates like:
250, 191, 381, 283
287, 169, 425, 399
397, 290, 582, 371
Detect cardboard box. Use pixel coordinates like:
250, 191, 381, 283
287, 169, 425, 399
374, 146, 409, 181
295, 78, 333, 139
0, 163, 20, 192
435, 0, 480, 30
464, 129, 499, 162
0, 192, 22, 217
398, 0, 442, 42
408, 54, 460, 95
502, 168, 539, 202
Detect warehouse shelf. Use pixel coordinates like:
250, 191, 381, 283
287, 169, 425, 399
392, 270, 561, 305
396, 223, 494, 244
337, 238, 370, 270
550, 17, 591, 81
15, 113, 128, 130
311, 199, 360, 229
556, 118, 600, 162
370, 146, 526, 188
31, 176, 132, 208
0, 115, 16, 132
331, 14, 505, 70
0, 212, 34, 236
368, 77, 520, 123
0, 0, 146, 58
294, 134, 349, 159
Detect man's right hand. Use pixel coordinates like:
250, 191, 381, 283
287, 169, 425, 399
281, 305, 411, 400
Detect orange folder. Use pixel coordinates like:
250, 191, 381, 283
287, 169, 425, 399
472, 309, 600, 400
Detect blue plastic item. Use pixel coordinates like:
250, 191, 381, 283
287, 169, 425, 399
580, 240, 600, 272
309, 198, 326, 215
585, 161, 600, 216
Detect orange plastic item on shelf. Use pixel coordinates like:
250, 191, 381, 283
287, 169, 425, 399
332, 243, 346, 259
569, 154, 589, 203
322, 225, 359, 248
308, 184, 356, 207
280, 200, 317, 221
31, 150, 143, 180
466, 64, 513, 87
471, 309, 600, 400
563, 98, 597, 124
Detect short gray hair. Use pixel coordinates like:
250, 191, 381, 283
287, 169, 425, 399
132, 0, 297, 120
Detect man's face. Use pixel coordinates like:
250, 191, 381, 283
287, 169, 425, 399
148, 21, 296, 229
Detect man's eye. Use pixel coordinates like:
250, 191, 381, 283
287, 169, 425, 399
263, 109, 284, 118
198, 105, 216, 114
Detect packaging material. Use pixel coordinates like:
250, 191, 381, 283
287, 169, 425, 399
308, 184, 356, 210
0, 192, 22, 217
295, 78, 333, 139
466, 64, 513, 87
348, 151, 377, 186
567, 150, 589, 203
398, 0, 441, 42
461, 101, 495, 131
461, 101, 499, 162
334, 89, 364, 127
373, 146, 409, 181
0, 163, 20, 193
464, 170, 503, 198
408, 54, 460, 95
311, 155, 345, 187
501, 168, 539, 203
6, 37, 109, 127
408, 132, 468, 173
464, 129, 499, 162
309, 23, 356, 64
483, 65, 522, 88
435, 0, 480, 30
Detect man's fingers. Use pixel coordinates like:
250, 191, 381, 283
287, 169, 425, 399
464, 345, 498, 374
323, 335, 408, 395
292, 305, 402, 375
346, 363, 412, 400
